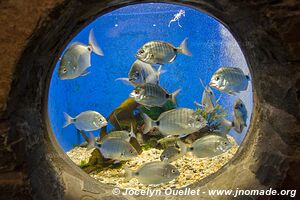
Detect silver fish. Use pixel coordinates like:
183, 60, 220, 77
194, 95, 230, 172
209, 67, 250, 95
233, 98, 247, 133
58, 29, 104, 80
125, 161, 180, 185
142, 108, 207, 136
136, 38, 191, 64
160, 144, 184, 162
214, 117, 233, 135
194, 79, 218, 113
102, 124, 136, 142
89, 136, 138, 161
63, 110, 107, 131
129, 83, 180, 107
181, 134, 232, 158
116, 60, 163, 85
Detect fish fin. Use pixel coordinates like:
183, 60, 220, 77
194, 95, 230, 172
129, 123, 136, 139
81, 70, 90, 76
63, 112, 74, 128
156, 65, 167, 80
179, 133, 189, 138
177, 141, 188, 155
216, 94, 222, 104
199, 79, 206, 89
169, 55, 177, 63
170, 89, 181, 106
142, 113, 153, 134
162, 158, 169, 163
87, 133, 96, 150
115, 77, 134, 86
194, 101, 204, 107
124, 166, 135, 180
88, 29, 104, 56
113, 160, 121, 165
177, 37, 192, 56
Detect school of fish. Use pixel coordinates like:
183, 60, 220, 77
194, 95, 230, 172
59, 29, 250, 185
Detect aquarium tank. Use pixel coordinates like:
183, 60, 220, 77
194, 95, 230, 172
48, 3, 253, 189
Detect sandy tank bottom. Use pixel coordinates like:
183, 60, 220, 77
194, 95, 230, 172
67, 135, 238, 189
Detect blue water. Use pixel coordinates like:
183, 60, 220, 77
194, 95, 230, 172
48, 3, 253, 151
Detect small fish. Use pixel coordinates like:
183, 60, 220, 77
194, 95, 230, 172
136, 38, 191, 64
116, 60, 163, 85
63, 111, 107, 131
102, 124, 136, 142
129, 83, 181, 107
160, 142, 185, 162
58, 29, 104, 80
89, 134, 138, 161
142, 108, 207, 136
233, 98, 247, 133
125, 161, 180, 185
158, 136, 180, 147
181, 134, 232, 158
209, 67, 250, 95
194, 79, 218, 113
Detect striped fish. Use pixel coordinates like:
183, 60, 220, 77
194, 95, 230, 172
209, 67, 250, 95
136, 38, 191, 64
142, 108, 206, 136
129, 83, 180, 107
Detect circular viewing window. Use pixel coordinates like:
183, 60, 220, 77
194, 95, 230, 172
48, 3, 253, 189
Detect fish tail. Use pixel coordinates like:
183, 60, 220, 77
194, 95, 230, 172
115, 77, 134, 86
142, 113, 154, 134
124, 166, 135, 181
170, 89, 181, 106
63, 112, 75, 128
177, 37, 192, 56
129, 123, 136, 138
89, 29, 104, 56
87, 132, 97, 150
177, 141, 188, 155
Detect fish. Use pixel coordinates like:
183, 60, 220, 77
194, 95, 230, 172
125, 161, 180, 185
116, 60, 164, 86
233, 98, 248, 133
180, 134, 232, 158
142, 108, 207, 136
89, 134, 138, 161
209, 67, 250, 95
160, 141, 185, 162
136, 38, 191, 64
58, 29, 104, 80
194, 79, 218, 113
101, 124, 136, 142
214, 117, 234, 135
158, 136, 180, 147
63, 110, 107, 131
129, 83, 181, 107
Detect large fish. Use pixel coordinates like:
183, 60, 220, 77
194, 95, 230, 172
142, 108, 206, 136
181, 134, 232, 158
116, 60, 163, 86
58, 29, 104, 80
125, 161, 180, 185
209, 67, 250, 95
129, 83, 180, 107
89, 134, 138, 161
136, 38, 191, 64
233, 98, 248, 133
63, 110, 107, 131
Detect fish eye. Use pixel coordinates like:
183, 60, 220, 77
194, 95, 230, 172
224, 142, 228, 145
121, 152, 125, 156
210, 91, 213, 95
87, 46, 91, 51
135, 90, 139, 94
138, 49, 145, 54
63, 68, 67, 73
171, 169, 176, 173
215, 76, 219, 81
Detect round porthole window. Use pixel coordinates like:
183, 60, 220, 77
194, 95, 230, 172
47, 3, 253, 190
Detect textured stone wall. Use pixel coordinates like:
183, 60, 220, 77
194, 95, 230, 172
0, 0, 299, 200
